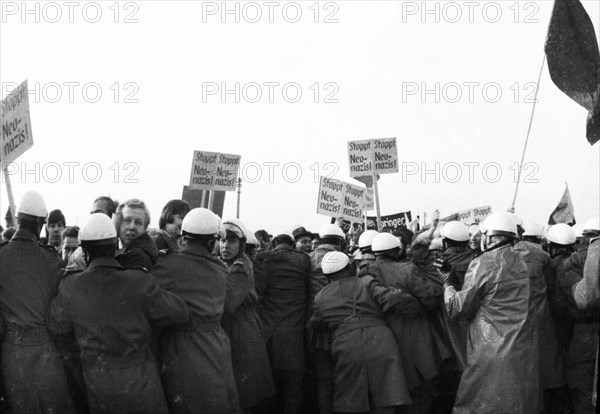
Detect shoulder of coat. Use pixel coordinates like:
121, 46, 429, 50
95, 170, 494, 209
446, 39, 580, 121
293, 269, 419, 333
38, 243, 58, 253
0, 241, 7, 249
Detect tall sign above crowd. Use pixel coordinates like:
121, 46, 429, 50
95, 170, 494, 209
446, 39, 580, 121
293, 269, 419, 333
347, 137, 399, 230
189, 150, 241, 191
1, 80, 33, 219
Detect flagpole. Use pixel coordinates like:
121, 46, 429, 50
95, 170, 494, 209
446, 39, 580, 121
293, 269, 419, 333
511, 53, 546, 212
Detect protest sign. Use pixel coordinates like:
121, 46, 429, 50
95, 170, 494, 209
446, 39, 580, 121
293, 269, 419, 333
189, 151, 241, 191
2, 80, 33, 164
442, 205, 492, 225
348, 137, 398, 178
317, 176, 366, 223
365, 211, 412, 232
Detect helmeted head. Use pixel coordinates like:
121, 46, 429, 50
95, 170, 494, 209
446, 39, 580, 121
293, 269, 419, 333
272, 228, 295, 247
181, 208, 221, 253
321, 251, 351, 279
441, 221, 469, 247
582, 216, 600, 238
547, 223, 576, 258
244, 227, 259, 260
220, 218, 247, 262
358, 230, 379, 253
319, 224, 345, 245
480, 212, 518, 251
371, 232, 402, 259
16, 191, 47, 237
80, 213, 118, 263
522, 219, 543, 242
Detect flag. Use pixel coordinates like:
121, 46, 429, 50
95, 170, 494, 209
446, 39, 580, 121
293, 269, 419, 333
545, 0, 600, 145
548, 183, 576, 225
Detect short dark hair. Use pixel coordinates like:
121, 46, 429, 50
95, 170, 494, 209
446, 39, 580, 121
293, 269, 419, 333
62, 226, 79, 239
91, 196, 118, 217
159, 200, 191, 230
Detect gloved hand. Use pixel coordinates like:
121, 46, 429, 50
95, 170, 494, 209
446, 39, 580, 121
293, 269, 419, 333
433, 258, 452, 286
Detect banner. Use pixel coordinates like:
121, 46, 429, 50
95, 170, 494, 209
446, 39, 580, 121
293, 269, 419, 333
545, 0, 600, 145
548, 183, 576, 225
316, 176, 366, 223
348, 137, 398, 177
365, 211, 412, 232
189, 150, 241, 191
1, 80, 33, 164
442, 205, 492, 225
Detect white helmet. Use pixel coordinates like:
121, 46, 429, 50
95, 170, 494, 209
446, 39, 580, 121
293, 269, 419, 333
222, 218, 247, 239
508, 212, 523, 228
182, 208, 220, 236
319, 224, 345, 240
245, 228, 258, 246
547, 223, 576, 246
480, 212, 518, 237
321, 251, 350, 275
522, 219, 543, 237
80, 213, 117, 245
441, 221, 469, 242
358, 230, 379, 249
582, 216, 600, 235
468, 223, 480, 236
16, 191, 47, 218
371, 232, 401, 253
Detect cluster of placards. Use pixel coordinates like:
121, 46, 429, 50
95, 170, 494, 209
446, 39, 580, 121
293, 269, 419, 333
348, 137, 398, 178
189, 150, 241, 192
442, 205, 492, 225
316, 176, 367, 222
2, 80, 33, 164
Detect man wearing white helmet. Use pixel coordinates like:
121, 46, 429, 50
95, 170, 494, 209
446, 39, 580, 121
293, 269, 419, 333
513, 221, 570, 413
253, 227, 310, 414
306, 223, 346, 414
218, 218, 275, 411
354, 230, 378, 274
362, 232, 452, 414
549, 222, 599, 414
310, 251, 415, 413
440, 211, 543, 413
151, 208, 240, 413
0, 191, 76, 412
48, 213, 190, 413
440, 221, 473, 290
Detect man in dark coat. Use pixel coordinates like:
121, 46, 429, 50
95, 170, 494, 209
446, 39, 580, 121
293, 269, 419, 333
0, 191, 75, 413
48, 213, 190, 413
548, 223, 598, 414
312, 251, 417, 413
254, 229, 311, 414
442, 212, 543, 414
306, 223, 346, 414
113, 198, 158, 269
365, 232, 452, 414
152, 208, 240, 413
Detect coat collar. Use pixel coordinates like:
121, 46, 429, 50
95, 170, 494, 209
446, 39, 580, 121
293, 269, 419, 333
87, 256, 124, 271
11, 229, 38, 242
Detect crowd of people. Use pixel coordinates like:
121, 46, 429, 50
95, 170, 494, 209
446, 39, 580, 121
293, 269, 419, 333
0, 190, 598, 414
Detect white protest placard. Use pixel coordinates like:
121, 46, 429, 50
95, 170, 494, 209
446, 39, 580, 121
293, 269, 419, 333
189, 150, 241, 191
316, 176, 366, 223
1, 80, 33, 164
348, 137, 398, 177
442, 205, 492, 225
371, 137, 398, 175
348, 139, 373, 177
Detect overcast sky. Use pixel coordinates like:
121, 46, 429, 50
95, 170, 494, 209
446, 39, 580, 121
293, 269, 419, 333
1, 0, 599, 235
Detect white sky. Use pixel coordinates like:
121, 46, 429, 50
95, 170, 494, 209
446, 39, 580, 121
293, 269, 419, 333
1, 0, 599, 235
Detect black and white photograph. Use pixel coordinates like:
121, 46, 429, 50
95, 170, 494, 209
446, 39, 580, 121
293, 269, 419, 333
1, 0, 599, 413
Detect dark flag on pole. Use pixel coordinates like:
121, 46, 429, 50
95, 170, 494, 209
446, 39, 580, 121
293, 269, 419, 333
545, 0, 600, 145
548, 183, 576, 225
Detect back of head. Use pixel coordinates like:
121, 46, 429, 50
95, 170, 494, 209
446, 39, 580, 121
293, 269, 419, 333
371, 232, 401, 256
441, 221, 469, 244
182, 208, 221, 243
159, 199, 191, 230
80, 213, 118, 260
16, 191, 47, 235
91, 196, 118, 218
